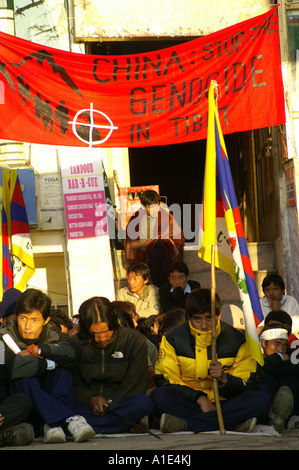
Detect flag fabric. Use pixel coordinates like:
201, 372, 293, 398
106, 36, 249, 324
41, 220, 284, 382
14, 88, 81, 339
1, 170, 35, 296
198, 81, 264, 365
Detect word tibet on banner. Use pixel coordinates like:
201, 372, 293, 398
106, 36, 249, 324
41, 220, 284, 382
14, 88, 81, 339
0, 7, 285, 148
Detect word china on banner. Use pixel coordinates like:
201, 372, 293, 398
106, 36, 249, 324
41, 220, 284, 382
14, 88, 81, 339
0, 7, 285, 148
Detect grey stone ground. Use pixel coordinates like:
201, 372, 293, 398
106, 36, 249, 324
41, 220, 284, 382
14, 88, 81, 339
2, 427, 299, 454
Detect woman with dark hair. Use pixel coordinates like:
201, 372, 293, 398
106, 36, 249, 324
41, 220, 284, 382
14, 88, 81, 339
72, 296, 153, 434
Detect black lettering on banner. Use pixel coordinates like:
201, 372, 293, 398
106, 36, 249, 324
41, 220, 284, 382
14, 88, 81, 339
152, 85, 165, 113
249, 11, 277, 41
170, 82, 186, 111
130, 123, 150, 143
93, 58, 110, 83
143, 56, 162, 78
189, 78, 202, 104
219, 105, 230, 126
202, 43, 214, 61
164, 51, 185, 75
233, 62, 246, 92
130, 87, 147, 115
267, 11, 277, 33
113, 58, 131, 81
251, 55, 266, 87
205, 72, 220, 98
202, 31, 245, 61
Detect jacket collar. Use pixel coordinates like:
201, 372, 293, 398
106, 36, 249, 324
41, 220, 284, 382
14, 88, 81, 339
188, 319, 221, 347
126, 284, 150, 299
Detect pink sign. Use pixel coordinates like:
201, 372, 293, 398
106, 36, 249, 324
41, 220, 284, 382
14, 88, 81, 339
62, 161, 108, 239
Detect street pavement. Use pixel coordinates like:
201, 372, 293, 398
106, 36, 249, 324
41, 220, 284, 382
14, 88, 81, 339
2, 426, 299, 457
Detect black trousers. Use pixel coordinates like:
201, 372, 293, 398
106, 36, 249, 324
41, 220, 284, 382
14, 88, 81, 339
0, 393, 32, 429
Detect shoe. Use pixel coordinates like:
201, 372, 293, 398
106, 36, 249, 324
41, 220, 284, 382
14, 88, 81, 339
234, 417, 257, 433
43, 424, 66, 443
129, 415, 149, 433
287, 415, 299, 430
269, 386, 294, 434
160, 413, 188, 433
0, 423, 34, 447
66, 415, 96, 442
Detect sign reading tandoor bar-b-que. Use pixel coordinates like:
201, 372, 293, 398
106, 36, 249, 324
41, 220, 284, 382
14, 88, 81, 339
0, 6, 285, 148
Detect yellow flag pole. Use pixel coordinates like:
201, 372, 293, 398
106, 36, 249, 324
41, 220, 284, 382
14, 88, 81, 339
205, 80, 225, 434
211, 244, 226, 435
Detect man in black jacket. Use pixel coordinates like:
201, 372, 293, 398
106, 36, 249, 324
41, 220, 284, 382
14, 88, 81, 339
72, 296, 153, 434
159, 261, 200, 312
0, 288, 95, 444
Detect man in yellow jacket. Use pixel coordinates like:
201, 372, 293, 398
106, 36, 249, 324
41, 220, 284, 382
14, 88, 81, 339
150, 288, 271, 433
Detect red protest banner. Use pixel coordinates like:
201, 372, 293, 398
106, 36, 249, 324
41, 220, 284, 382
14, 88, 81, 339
0, 6, 285, 148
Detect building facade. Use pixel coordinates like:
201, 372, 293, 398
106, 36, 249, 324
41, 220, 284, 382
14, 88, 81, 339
0, 0, 298, 313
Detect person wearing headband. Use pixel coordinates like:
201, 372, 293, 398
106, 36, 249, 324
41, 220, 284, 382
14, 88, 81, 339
260, 325, 299, 432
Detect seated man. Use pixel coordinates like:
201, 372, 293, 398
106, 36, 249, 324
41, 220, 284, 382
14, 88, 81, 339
159, 261, 200, 312
0, 288, 95, 444
259, 274, 299, 338
150, 288, 271, 433
116, 263, 161, 318
125, 190, 185, 287
260, 325, 299, 432
71, 296, 153, 434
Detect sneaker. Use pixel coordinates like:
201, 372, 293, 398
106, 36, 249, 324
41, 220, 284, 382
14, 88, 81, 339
43, 424, 66, 443
287, 415, 299, 430
160, 413, 188, 433
0, 423, 34, 447
234, 417, 257, 433
66, 415, 95, 442
269, 386, 294, 434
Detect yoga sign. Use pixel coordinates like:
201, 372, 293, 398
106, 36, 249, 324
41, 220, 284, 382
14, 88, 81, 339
0, 6, 285, 148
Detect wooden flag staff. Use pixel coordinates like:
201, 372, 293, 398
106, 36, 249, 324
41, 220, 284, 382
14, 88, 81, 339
211, 244, 226, 435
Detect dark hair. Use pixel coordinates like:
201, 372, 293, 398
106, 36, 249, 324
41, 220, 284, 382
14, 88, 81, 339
140, 190, 161, 207
262, 274, 285, 292
78, 297, 120, 339
168, 261, 189, 277
264, 310, 292, 333
50, 308, 73, 330
111, 300, 136, 316
127, 262, 151, 282
159, 308, 186, 335
137, 316, 155, 337
185, 288, 221, 319
116, 310, 135, 329
15, 288, 51, 321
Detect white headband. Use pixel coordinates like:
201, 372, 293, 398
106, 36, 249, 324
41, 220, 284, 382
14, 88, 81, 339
260, 328, 289, 341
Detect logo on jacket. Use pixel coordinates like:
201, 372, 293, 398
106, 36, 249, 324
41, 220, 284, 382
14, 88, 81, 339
158, 349, 165, 362
112, 351, 124, 359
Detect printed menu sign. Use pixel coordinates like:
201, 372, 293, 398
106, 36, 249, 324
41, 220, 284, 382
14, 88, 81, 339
61, 156, 115, 314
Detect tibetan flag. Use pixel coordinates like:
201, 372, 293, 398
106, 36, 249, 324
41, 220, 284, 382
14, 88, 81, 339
1, 170, 35, 295
198, 81, 264, 365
